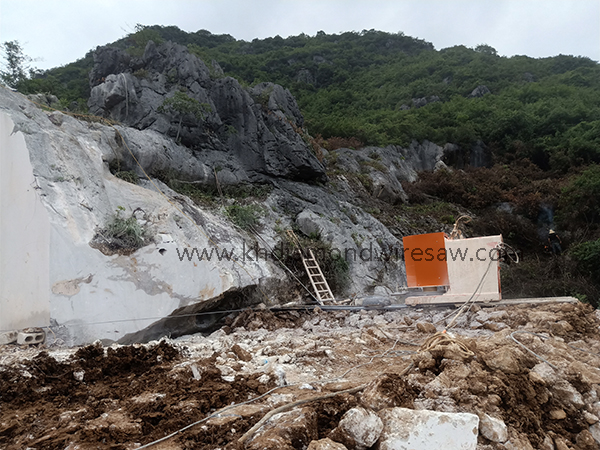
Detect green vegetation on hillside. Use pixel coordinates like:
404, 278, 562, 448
144, 28, 599, 171
403, 163, 600, 305
18, 25, 599, 171
16, 52, 92, 112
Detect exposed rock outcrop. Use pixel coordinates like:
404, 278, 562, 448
1, 84, 409, 345
468, 85, 491, 98
442, 140, 493, 168
411, 95, 441, 108
88, 41, 326, 184
1, 88, 287, 346
328, 140, 447, 204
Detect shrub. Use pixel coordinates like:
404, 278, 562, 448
571, 239, 600, 283
105, 207, 146, 248
164, 173, 272, 207
125, 24, 164, 57
115, 171, 139, 184
360, 159, 388, 173
501, 256, 600, 308
324, 136, 364, 151
133, 68, 149, 79
225, 204, 263, 230
404, 162, 559, 218
558, 165, 600, 228
158, 91, 212, 142
470, 210, 539, 250
324, 253, 350, 293
356, 173, 373, 191
91, 207, 148, 255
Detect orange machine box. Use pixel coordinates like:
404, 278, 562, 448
403, 232, 449, 288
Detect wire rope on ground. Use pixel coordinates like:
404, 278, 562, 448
509, 330, 558, 370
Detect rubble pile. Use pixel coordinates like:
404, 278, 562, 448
1, 302, 600, 449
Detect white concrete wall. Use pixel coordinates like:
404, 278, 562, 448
0, 112, 51, 331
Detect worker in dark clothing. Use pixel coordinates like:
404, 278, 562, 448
548, 229, 562, 255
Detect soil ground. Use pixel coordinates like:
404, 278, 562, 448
1, 302, 600, 450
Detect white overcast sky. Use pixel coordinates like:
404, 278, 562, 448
0, 0, 598, 70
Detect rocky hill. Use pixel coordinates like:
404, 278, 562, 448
15, 29, 600, 299
87, 41, 326, 184
0, 39, 463, 345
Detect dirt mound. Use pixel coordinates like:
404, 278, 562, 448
0, 341, 273, 450
411, 343, 590, 448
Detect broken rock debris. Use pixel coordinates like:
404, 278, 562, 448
1, 302, 600, 449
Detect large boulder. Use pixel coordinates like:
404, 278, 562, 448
329, 407, 383, 449
468, 85, 491, 98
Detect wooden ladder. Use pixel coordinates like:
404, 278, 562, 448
286, 230, 335, 304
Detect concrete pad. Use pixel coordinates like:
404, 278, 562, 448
378, 407, 479, 450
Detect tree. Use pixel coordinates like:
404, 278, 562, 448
126, 24, 164, 56
571, 239, 600, 283
0, 40, 31, 88
474, 44, 498, 57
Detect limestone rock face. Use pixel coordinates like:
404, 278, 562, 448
411, 95, 440, 108
0, 87, 286, 346
89, 46, 135, 86
326, 140, 448, 206
88, 41, 326, 184
290, 201, 404, 295
468, 85, 491, 98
